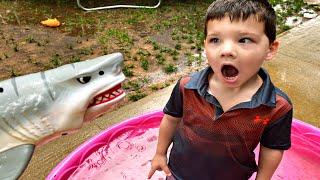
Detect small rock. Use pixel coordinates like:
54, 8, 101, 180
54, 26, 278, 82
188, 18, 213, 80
303, 0, 320, 5
273, 4, 283, 13
192, 54, 200, 57
304, 12, 318, 19
285, 16, 303, 27
300, 8, 318, 19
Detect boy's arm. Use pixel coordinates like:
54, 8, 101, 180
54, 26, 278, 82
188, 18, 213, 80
155, 114, 181, 155
256, 145, 283, 180
148, 114, 181, 179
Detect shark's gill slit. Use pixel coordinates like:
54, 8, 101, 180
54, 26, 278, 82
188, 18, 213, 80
11, 78, 19, 97
0, 117, 34, 141
71, 63, 76, 69
0, 121, 28, 142
41, 72, 55, 101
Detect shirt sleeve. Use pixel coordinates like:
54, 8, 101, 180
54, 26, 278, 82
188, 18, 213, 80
163, 79, 183, 118
260, 109, 293, 150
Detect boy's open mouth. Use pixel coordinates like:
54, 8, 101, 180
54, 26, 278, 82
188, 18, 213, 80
221, 65, 239, 80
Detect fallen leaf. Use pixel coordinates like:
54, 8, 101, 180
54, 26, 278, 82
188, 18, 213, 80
41, 18, 61, 27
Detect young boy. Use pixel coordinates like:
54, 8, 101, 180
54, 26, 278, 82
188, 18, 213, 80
148, 0, 293, 179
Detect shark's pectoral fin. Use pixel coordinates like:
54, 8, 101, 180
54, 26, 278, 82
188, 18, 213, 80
0, 144, 34, 180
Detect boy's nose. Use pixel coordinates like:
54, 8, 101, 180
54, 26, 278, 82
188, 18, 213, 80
220, 41, 236, 58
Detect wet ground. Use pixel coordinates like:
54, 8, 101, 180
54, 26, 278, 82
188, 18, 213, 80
264, 16, 320, 127
20, 16, 320, 179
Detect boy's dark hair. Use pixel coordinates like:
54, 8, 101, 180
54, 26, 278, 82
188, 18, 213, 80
205, 0, 276, 43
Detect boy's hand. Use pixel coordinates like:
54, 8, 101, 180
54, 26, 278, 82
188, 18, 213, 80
147, 154, 172, 179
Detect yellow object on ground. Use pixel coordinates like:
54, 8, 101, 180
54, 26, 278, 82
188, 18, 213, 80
41, 18, 61, 27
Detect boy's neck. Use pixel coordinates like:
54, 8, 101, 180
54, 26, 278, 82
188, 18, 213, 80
208, 72, 263, 111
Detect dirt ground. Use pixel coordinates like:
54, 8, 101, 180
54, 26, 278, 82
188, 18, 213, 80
0, 1, 214, 106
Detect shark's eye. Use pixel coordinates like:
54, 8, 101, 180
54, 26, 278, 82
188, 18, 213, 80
77, 76, 91, 84
0, 87, 3, 93
99, 71, 104, 75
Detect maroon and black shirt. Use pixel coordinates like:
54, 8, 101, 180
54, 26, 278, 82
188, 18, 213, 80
164, 67, 293, 180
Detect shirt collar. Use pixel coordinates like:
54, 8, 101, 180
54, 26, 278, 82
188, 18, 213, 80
185, 66, 276, 108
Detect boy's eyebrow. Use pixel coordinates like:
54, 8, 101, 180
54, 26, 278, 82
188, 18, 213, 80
238, 32, 260, 37
206, 32, 220, 37
206, 32, 260, 38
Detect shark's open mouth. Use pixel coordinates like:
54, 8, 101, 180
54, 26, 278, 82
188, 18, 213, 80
88, 84, 124, 108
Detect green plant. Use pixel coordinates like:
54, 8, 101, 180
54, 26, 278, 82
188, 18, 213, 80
162, 20, 171, 28
137, 49, 151, 57
129, 81, 140, 91
150, 82, 170, 91
156, 53, 165, 65
151, 40, 160, 50
13, 44, 19, 52
50, 54, 62, 67
173, 56, 178, 61
10, 69, 20, 77
67, 43, 74, 50
187, 35, 195, 44
26, 35, 36, 43
123, 64, 134, 77
169, 49, 179, 56
164, 64, 177, 73
3, 53, 9, 59
140, 58, 149, 71
175, 43, 182, 50
70, 56, 81, 63
126, 13, 144, 25
150, 84, 159, 91
185, 52, 202, 66
152, 24, 162, 31
128, 91, 147, 101
79, 48, 93, 55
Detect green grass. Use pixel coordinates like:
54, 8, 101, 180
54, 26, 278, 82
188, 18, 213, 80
26, 35, 36, 43
50, 54, 62, 68
99, 28, 133, 48
123, 64, 135, 77
128, 91, 147, 101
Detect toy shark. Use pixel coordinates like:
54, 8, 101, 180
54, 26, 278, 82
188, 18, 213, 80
0, 52, 126, 180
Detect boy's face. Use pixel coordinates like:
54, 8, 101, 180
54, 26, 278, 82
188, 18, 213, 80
204, 16, 279, 88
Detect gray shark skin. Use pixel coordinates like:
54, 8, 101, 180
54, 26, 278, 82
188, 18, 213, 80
0, 52, 126, 180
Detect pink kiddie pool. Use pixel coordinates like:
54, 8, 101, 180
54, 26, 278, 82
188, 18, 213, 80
47, 110, 320, 180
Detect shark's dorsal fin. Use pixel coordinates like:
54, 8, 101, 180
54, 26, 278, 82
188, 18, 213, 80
0, 144, 34, 180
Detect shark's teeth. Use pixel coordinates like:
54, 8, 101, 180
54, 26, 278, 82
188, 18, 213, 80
88, 84, 124, 108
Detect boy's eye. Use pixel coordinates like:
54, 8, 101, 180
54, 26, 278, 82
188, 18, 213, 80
239, 38, 253, 43
209, 38, 220, 43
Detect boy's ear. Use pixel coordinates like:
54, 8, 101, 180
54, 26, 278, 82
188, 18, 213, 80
265, 40, 280, 61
